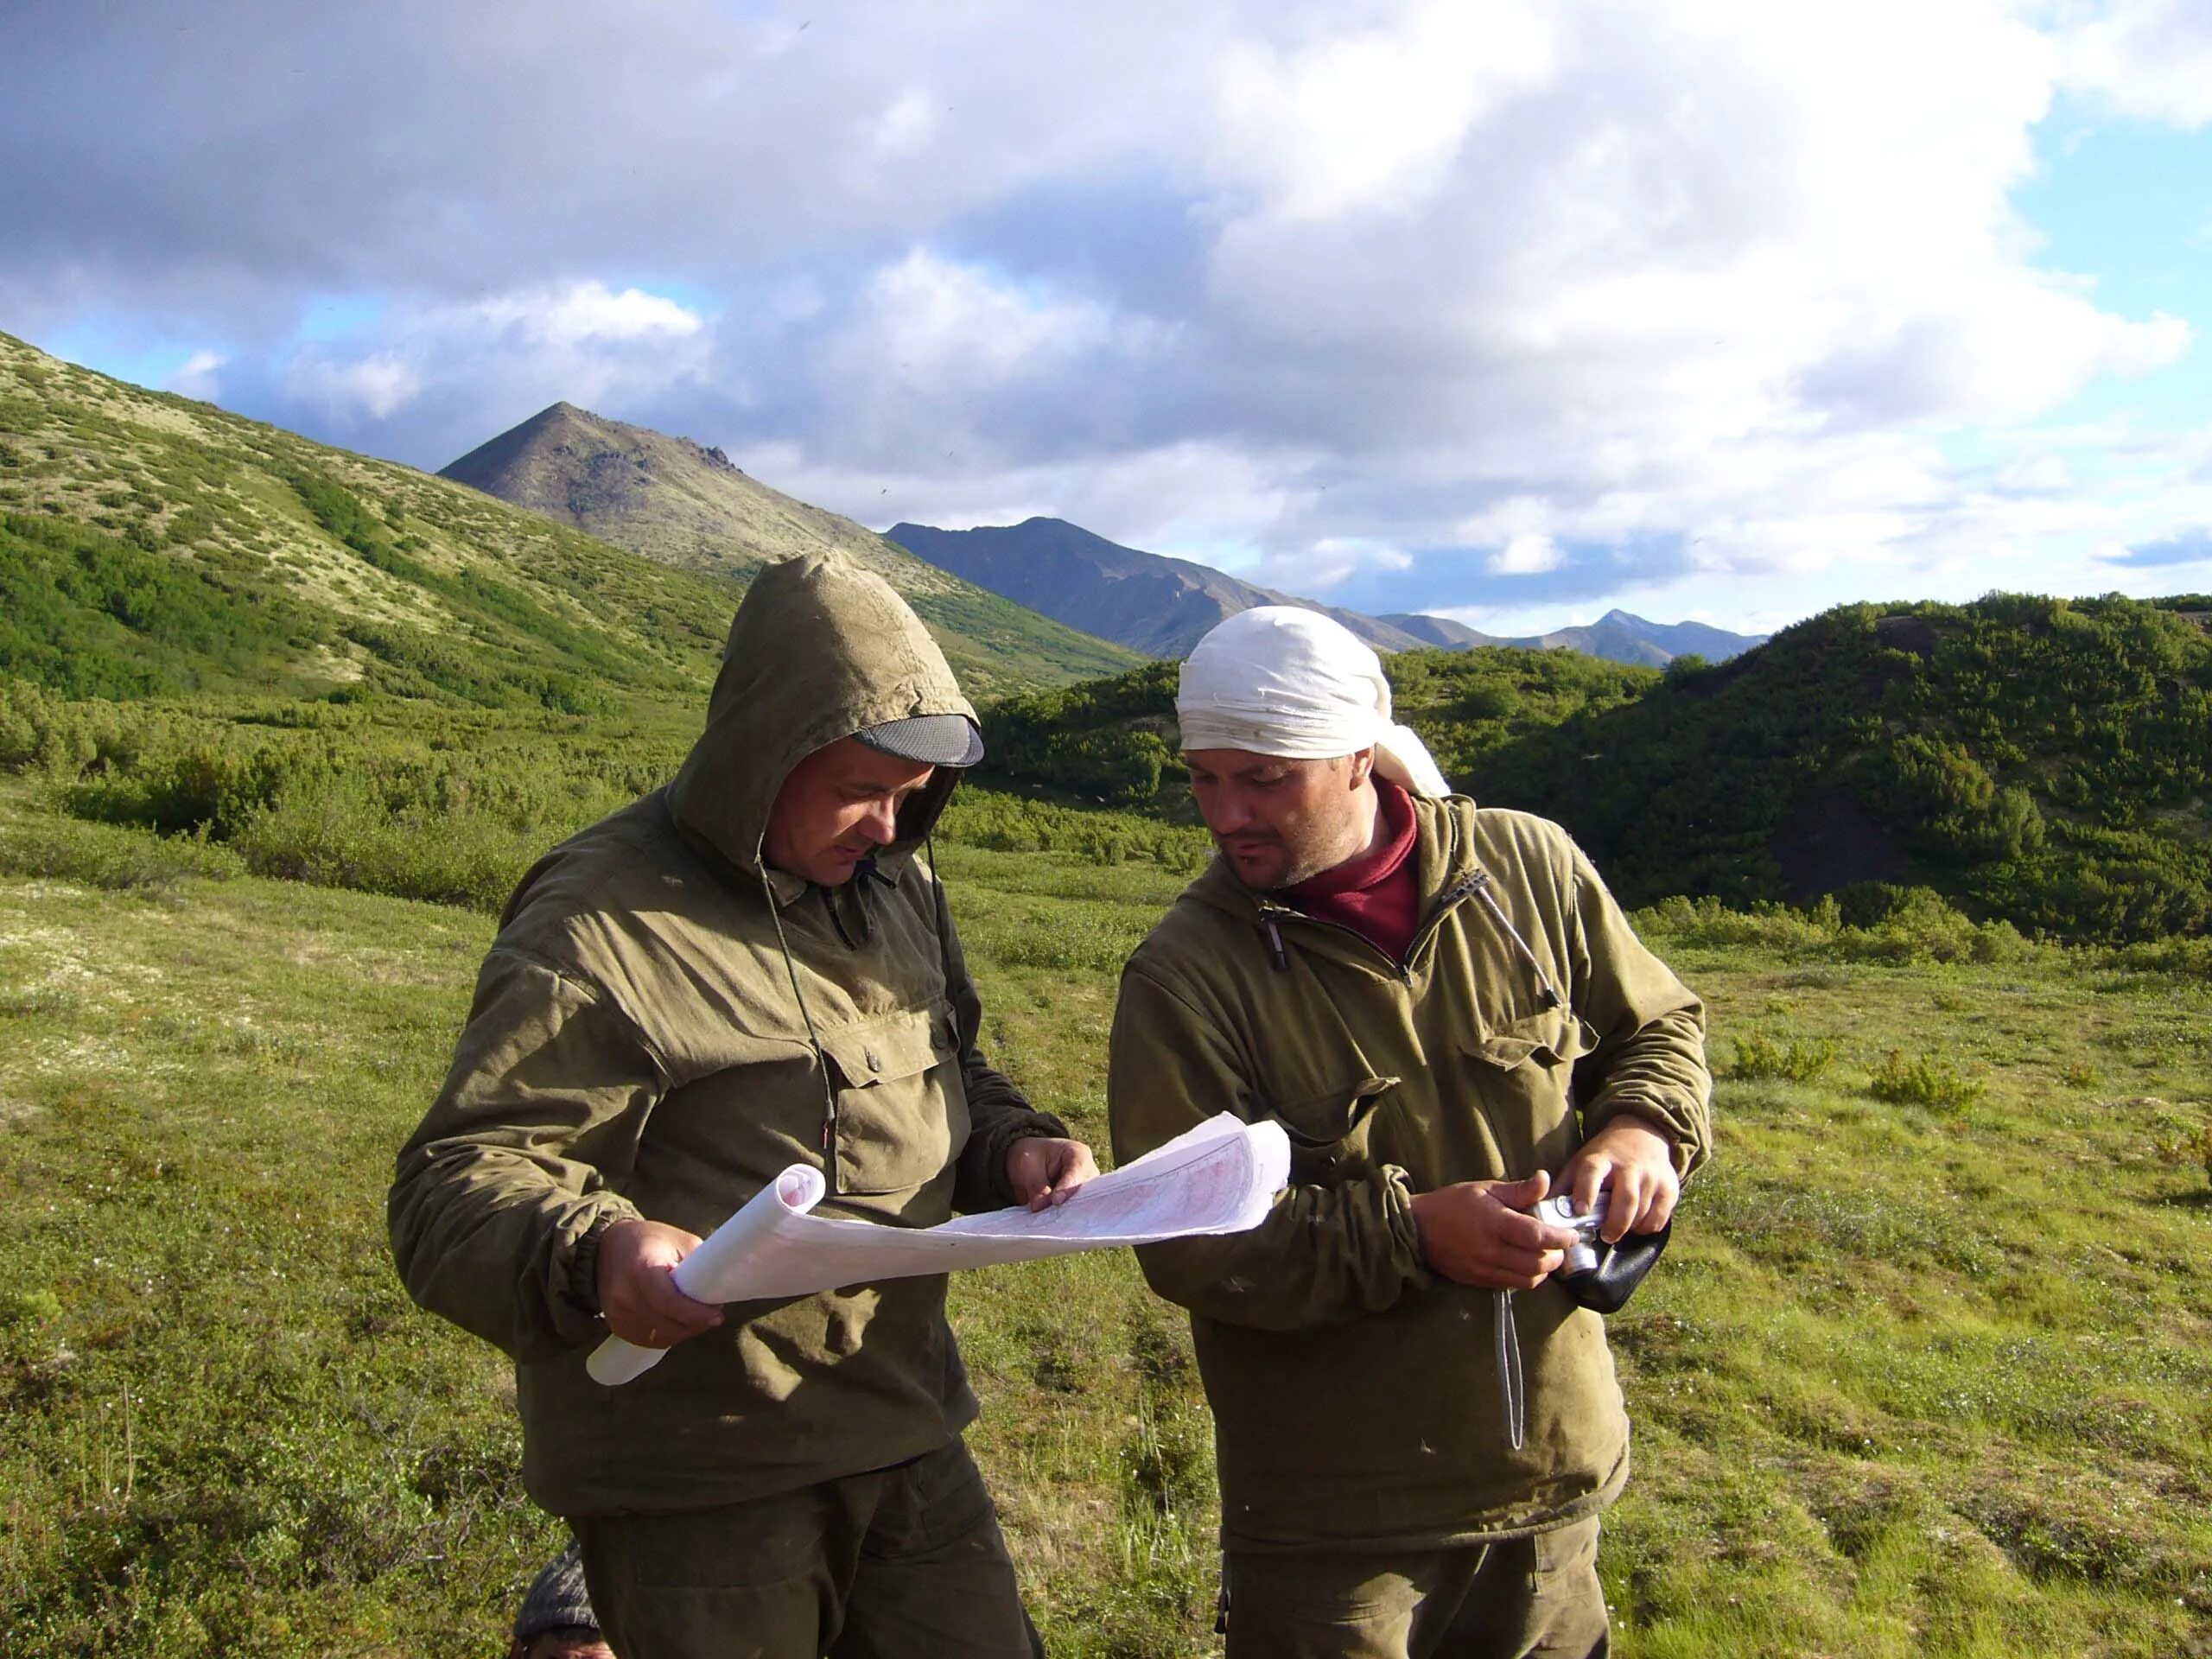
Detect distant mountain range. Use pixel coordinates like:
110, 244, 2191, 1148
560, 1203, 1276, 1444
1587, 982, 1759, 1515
888, 517, 1766, 665
0, 341, 1135, 710
441, 404, 1142, 697
884, 517, 1439, 655
437, 407, 1764, 672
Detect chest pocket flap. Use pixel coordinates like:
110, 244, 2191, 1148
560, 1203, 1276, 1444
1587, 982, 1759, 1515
818, 1005, 969, 1198
1466, 1007, 1596, 1071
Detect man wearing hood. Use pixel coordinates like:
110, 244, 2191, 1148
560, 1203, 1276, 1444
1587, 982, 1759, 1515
391, 553, 1094, 1657
1108, 608, 1711, 1658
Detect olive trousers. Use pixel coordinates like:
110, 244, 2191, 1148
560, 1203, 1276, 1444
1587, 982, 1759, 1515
570, 1438, 1041, 1659
1224, 1516, 1609, 1659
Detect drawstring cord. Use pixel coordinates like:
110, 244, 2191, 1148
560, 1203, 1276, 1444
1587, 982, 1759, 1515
1249, 855, 1556, 1452
1494, 1290, 1526, 1450
1469, 868, 1554, 1447
763, 839, 944, 1165
1468, 869, 1565, 1012
924, 834, 958, 1033
761, 862, 840, 1155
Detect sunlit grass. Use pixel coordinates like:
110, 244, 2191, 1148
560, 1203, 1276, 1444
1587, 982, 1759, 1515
0, 785, 2206, 1655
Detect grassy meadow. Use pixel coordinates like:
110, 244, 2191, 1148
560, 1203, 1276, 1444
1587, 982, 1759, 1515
0, 772, 2209, 1656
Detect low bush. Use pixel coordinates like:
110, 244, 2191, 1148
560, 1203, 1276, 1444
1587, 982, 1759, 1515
1633, 889, 2036, 966
2154, 1114, 2212, 1185
229, 773, 598, 912
0, 814, 245, 890
1866, 1048, 1986, 1111
1725, 1033, 1836, 1082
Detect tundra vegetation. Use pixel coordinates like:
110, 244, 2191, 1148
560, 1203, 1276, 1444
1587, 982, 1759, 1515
982, 594, 2212, 944
0, 700, 2206, 1658
2, 333, 2207, 1653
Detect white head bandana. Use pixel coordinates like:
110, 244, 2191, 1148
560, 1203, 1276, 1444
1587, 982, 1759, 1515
1177, 607, 1452, 798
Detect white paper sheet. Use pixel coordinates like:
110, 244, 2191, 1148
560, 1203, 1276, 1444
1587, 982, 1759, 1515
588, 1112, 1287, 1386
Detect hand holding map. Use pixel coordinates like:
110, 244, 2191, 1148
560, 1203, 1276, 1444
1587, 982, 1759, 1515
588, 1111, 1288, 1386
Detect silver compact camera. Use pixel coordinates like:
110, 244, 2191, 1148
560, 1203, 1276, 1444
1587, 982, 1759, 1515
1530, 1192, 1610, 1277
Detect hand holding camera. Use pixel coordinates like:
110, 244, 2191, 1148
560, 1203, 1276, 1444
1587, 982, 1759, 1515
1529, 1192, 1611, 1279
1523, 1185, 1667, 1314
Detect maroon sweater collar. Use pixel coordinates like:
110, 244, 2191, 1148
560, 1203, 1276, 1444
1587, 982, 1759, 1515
1284, 780, 1418, 901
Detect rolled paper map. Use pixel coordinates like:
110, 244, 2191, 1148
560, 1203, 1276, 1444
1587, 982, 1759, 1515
584, 1111, 1288, 1388
585, 1164, 829, 1386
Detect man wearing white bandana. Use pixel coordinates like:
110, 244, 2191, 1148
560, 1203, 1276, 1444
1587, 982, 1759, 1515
1109, 607, 1713, 1658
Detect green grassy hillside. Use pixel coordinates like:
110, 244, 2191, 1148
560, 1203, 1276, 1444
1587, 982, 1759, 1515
0, 335, 733, 712
0, 779, 2204, 1656
972, 648, 1659, 806
0, 335, 1135, 704
969, 597, 2212, 943
1472, 595, 2212, 942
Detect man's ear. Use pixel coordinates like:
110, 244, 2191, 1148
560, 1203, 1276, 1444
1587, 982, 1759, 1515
1347, 747, 1377, 788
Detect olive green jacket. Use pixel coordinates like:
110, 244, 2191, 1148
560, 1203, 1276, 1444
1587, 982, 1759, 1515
1109, 797, 1710, 1553
390, 554, 1065, 1518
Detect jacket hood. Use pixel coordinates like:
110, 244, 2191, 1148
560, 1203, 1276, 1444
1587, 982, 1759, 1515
668, 553, 978, 877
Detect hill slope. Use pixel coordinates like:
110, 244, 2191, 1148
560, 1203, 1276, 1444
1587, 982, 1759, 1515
972, 647, 1661, 806
442, 405, 1143, 696
0, 334, 744, 711
1471, 594, 2212, 940
887, 516, 1438, 655
889, 516, 1768, 664
971, 594, 2212, 942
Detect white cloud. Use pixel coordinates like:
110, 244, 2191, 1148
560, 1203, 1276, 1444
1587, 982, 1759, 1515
1490, 533, 1562, 575
874, 87, 939, 156
2054, 0, 2212, 126
470, 282, 704, 350
164, 349, 226, 401
1205, 2, 1554, 221
252, 280, 716, 462
850, 250, 1138, 388
15, 0, 2212, 626
1249, 536, 1414, 594
290, 351, 424, 422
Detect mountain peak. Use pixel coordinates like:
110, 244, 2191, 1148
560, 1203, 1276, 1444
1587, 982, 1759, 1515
435, 407, 1142, 697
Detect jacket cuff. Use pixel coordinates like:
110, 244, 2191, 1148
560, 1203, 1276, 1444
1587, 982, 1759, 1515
1380, 1166, 1437, 1292
560, 1209, 623, 1325
964, 1108, 1073, 1211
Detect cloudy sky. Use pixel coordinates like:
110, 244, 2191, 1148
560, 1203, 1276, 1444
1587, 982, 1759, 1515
8, 1, 2212, 636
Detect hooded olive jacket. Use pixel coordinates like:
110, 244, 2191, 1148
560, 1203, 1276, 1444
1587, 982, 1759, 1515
390, 554, 1065, 1518
1108, 797, 1711, 1554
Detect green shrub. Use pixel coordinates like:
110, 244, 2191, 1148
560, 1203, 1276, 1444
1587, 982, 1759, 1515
0, 1287, 63, 1327
2152, 1113, 2212, 1185
229, 774, 548, 912
0, 815, 245, 889
1866, 1049, 1986, 1111
1725, 1033, 1836, 1082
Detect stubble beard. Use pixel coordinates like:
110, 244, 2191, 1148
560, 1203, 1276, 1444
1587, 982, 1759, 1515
1219, 822, 1363, 892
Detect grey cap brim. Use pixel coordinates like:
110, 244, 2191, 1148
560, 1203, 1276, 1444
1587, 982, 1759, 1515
855, 713, 984, 768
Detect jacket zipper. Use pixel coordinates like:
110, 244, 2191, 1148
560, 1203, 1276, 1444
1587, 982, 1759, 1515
1252, 830, 1567, 1013
1255, 868, 1487, 985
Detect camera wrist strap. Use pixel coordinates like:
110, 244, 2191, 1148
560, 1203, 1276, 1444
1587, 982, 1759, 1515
1494, 1289, 1525, 1451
